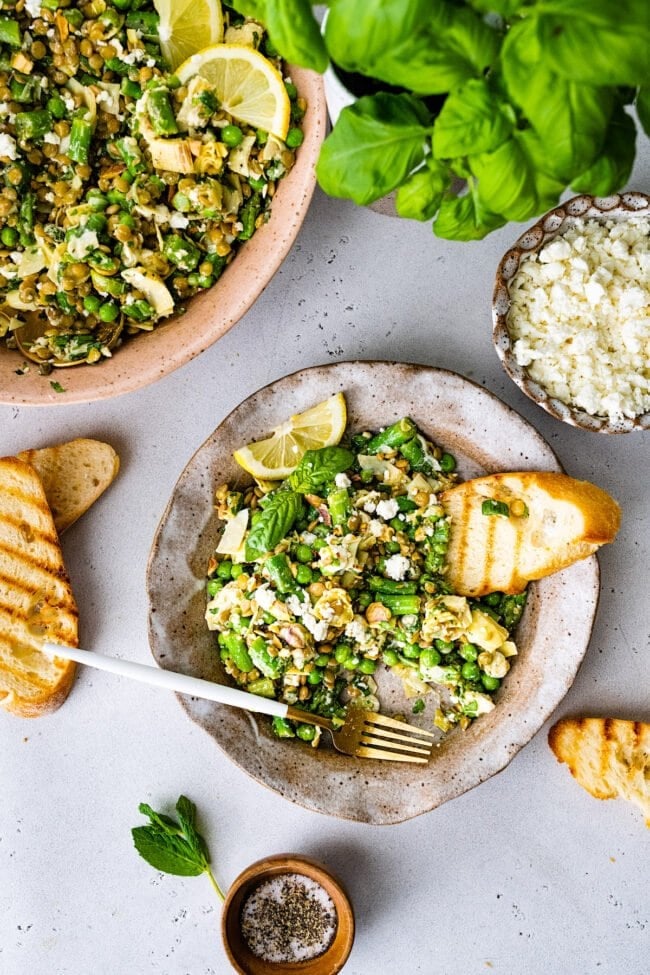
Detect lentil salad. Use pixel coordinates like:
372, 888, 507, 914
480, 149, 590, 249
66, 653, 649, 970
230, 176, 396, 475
0, 0, 304, 369
205, 415, 528, 747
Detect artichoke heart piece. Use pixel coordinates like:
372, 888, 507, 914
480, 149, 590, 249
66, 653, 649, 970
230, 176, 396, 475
148, 137, 195, 174
121, 267, 174, 317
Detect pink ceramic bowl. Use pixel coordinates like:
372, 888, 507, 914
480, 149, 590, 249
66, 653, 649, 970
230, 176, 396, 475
0, 67, 326, 406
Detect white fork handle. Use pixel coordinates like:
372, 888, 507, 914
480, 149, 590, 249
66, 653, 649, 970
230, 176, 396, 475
43, 642, 289, 718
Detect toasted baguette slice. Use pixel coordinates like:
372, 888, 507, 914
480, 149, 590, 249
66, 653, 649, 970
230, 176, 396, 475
0, 456, 79, 717
549, 718, 650, 827
440, 472, 621, 596
17, 438, 119, 534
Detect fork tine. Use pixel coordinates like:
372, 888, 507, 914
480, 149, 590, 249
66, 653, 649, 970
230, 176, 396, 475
355, 745, 429, 764
361, 723, 434, 749
361, 731, 432, 756
367, 713, 436, 738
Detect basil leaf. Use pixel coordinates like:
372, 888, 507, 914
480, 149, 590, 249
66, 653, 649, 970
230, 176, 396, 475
132, 826, 206, 877
502, 17, 613, 181
288, 446, 355, 493
469, 135, 540, 222
432, 79, 515, 159
534, 0, 650, 88
325, 0, 500, 95
637, 87, 650, 137
465, 0, 526, 14
230, 1, 327, 71
433, 185, 505, 241
316, 93, 430, 205
396, 159, 451, 221
570, 106, 636, 195
245, 490, 303, 561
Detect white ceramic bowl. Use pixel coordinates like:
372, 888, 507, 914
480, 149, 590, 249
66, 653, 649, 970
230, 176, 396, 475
0, 68, 326, 406
493, 192, 650, 434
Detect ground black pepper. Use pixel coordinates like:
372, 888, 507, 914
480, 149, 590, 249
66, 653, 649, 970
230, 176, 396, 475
240, 872, 337, 963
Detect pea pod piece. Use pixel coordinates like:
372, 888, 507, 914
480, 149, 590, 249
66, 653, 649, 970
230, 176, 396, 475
364, 417, 417, 454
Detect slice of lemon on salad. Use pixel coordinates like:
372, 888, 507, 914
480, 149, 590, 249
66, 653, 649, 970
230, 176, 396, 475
155, 0, 224, 71
176, 44, 291, 140
234, 393, 347, 480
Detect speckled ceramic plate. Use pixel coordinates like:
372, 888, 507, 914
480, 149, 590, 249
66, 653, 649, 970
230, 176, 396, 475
0, 67, 326, 406
493, 191, 650, 434
146, 361, 600, 824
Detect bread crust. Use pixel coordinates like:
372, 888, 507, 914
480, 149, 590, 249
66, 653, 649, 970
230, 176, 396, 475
549, 717, 650, 827
0, 456, 78, 717
441, 472, 621, 596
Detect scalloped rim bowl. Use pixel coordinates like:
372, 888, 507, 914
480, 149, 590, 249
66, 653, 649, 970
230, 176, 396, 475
492, 191, 650, 434
0, 67, 326, 406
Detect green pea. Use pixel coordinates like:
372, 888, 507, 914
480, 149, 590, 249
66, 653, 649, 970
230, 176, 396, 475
222, 124, 243, 147
360, 469, 374, 483
295, 544, 313, 564
420, 647, 441, 669
334, 644, 351, 663
98, 302, 119, 323
262, 611, 276, 624
119, 211, 136, 228
197, 274, 213, 288
1, 227, 19, 247
382, 649, 399, 666
439, 452, 456, 472
296, 723, 316, 742
312, 537, 328, 550
434, 639, 455, 654
206, 579, 222, 597
86, 190, 108, 211
83, 294, 102, 313
230, 564, 244, 579
314, 654, 331, 667
461, 661, 481, 681
256, 129, 268, 145
286, 127, 304, 148
358, 658, 376, 674
216, 560, 233, 580
295, 565, 312, 585
344, 654, 360, 671
390, 517, 403, 532
459, 642, 478, 661
481, 674, 501, 691
284, 82, 297, 99
385, 540, 401, 554
401, 644, 421, 659
307, 670, 322, 685
47, 95, 67, 119
357, 592, 373, 610
249, 176, 266, 191
172, 191, 191, 212
187, 272, 200, 287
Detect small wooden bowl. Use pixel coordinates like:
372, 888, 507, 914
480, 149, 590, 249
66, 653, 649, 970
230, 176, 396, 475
222, 854, 355, 975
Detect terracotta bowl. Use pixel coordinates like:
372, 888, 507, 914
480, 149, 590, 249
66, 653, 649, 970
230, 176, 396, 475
0, 67, 326, 406
493, 191, 650, 434
222, 854, 354, 975
146, 361, 600, 825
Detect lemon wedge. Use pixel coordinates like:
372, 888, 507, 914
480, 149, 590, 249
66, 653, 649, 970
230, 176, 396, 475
176, 43, 291, 140
155, 0, 224, 72
234, 393, 347, 480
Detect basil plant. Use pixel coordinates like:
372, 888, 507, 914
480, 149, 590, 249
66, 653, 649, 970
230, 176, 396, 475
231, 0, 650, 240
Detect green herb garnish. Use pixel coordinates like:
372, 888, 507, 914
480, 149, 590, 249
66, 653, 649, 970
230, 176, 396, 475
132, 795, 224, 901
50, 380, 65, 393
481, 499, 510, 517
412, 698, 425, 714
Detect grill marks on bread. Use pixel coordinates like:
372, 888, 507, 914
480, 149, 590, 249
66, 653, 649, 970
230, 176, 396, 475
441, 472, 621, 597
549, 718, 650, 826
0, 456, 78, 717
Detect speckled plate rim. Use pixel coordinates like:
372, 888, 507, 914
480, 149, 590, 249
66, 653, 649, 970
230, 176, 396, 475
492, 191, 650, 434
146, 360, 600, 825
0, 66, 326, 407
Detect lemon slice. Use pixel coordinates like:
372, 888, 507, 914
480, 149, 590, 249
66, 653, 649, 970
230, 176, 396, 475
155, 0, 224, 72
234, 394, 347, 480
176, 44, 291, 140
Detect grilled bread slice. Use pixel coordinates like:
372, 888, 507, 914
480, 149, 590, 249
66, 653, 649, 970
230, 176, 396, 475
441, 472, 621, 596
0, 456, 79, 717
549, 718, 650, 827
17, 438, 119, 534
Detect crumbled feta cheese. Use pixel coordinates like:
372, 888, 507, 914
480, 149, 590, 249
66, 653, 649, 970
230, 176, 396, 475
367, 519, 384, 537
384, 554, 410, 581
302, 613, 329, 641
300, 531, 316, 544
67, 230, 99, 260
169, 211, 189, 229
345, 617, 373, 646
363, 501, 377, 513
334, 472, 351, 489
376, 499, 399, 520
0, 133, 17, 160
25, 0, 41, 17
507, 216, 650, 421
251, 585, 275, 611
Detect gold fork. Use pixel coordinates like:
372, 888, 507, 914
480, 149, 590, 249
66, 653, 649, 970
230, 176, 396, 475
285, 705, 434, 763
43, 642, 435, 764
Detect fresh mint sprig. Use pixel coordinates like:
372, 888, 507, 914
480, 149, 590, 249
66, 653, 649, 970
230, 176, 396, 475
132, 795, 225, 901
